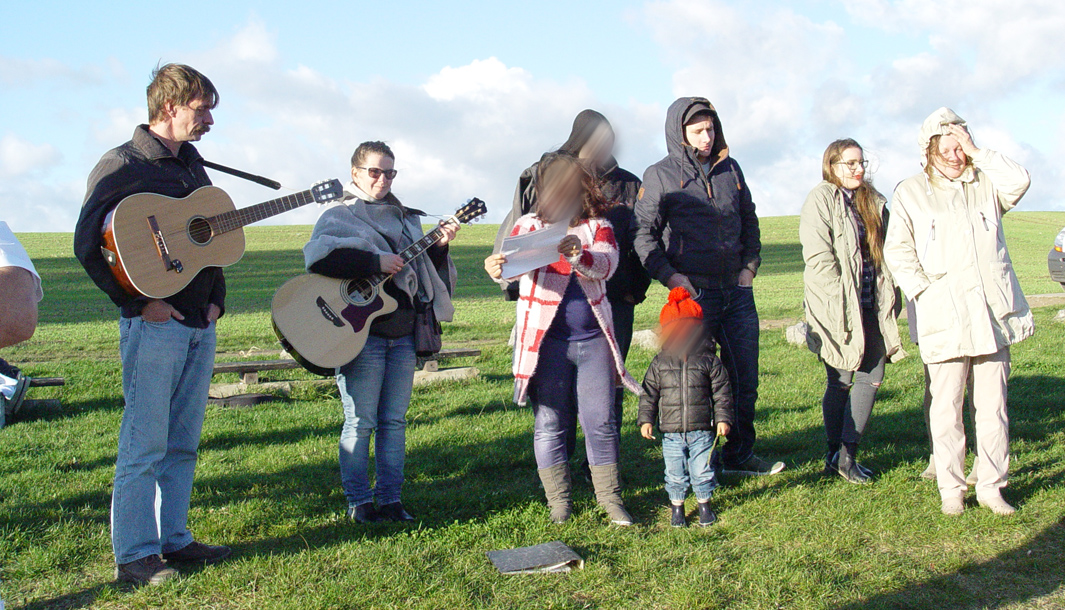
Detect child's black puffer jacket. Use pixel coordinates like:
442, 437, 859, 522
637, 339, 734, 433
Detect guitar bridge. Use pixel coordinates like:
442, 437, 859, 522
147, 215, 181, 273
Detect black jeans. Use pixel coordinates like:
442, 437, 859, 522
822, 308, 886, 450
694, 284, 759, 467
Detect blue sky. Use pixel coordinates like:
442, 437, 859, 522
2, 0, 1063, 231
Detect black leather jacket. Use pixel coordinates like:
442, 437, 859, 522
637, 339, 733, 433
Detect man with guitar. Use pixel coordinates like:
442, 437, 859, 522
302, 141, 459, 524
73, 63, 232, 586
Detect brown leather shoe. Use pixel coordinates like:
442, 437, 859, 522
162, 540, 232, 564
115, 555, 178, 586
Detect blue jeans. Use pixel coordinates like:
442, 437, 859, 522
530, 335, 619, 469
694, 285, 759, 467
336, 334, 416, 507
113, 317, 216, 564
662, 431, 719, 502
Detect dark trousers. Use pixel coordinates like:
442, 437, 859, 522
694, 285, 759, 467
531, 335, 619, 468
822, 308, 886, 451
564, 299, 634, 461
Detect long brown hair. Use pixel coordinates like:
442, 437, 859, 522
821, 139, 885, 267
535, 152, 611, 227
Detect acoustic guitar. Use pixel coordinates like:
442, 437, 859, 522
271, 197, 487, 375
101, 179, 344, 298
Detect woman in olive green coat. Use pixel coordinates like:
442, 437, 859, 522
800, 139, 905, 484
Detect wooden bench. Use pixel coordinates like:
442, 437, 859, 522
212, 348, 482, 383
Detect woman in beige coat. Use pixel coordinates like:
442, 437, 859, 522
884, 108, 1032, 516
801, 139, 904, 485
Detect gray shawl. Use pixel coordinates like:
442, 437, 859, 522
303, 183, 456, 322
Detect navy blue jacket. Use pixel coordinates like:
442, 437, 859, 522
635, 98, 761, 286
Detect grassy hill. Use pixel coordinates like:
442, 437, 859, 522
3, 213, 1065, 609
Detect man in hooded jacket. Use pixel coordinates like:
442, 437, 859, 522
635, 97, 784, 476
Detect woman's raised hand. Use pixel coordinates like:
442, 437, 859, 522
557, 234, 582, 258
948, 124, 979, 157
484, 253, 507, 280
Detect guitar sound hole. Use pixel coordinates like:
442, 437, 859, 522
187, 217, 213, 245
346, 282, 376, 305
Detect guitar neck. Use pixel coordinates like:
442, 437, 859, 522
366, 223, 449, 286
210, 188, 318, 234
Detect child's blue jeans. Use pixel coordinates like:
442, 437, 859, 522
662, 430, 718, 502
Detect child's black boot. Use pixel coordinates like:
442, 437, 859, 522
697, 501, 717, 527
670, 504, 686, 528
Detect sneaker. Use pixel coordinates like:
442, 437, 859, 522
162, 541, 232, 564
920, 455, 937, 481
722, 455, 785, 477
346, 502, 379, 524
115, 555, 179, 586
941, 496, 965, 516
377, 502, 415, 522
978, 495, 1016, 516
670, 504, 686, 528
697, 501, 717, 527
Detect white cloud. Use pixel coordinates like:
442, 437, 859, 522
0, 134, 61, 177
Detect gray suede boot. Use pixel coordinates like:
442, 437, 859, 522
589, 464, 633, 526
537, 463, 572, 523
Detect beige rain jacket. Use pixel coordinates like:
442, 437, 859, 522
884, 108, 1033, 364
801, 181, 905, 371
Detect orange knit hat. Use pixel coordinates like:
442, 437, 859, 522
660, 287, 703, 330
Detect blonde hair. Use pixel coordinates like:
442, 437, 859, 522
924, 134, 973, 179
821, 139, 885, 268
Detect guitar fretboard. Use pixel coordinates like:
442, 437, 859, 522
210, 189, 317, 234
361, 224, 449, 288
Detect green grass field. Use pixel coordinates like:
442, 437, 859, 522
3, 213, 1065, 610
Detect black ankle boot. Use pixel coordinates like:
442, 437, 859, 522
697, 501, 717, 526
836, 444, 871, 485
670, 504, 686, 528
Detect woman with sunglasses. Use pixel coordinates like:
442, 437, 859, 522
304, 141, 459, 523
800, 139, 905, 484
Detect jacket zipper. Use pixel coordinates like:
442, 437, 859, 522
922, 220, 936, 261
681, 355, 689, 435
980, 212, 990, 231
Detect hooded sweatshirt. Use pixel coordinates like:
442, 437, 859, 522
493, 110, 649, 303
883, 107, 1033, 363
634, 98, 761, 286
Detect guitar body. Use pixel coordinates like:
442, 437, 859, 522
271, 274, 398, 372
103, 186, 246, 299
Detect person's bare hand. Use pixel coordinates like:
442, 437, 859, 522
716, 422, 731, 437
437, 220, 460, 246
379, 254, 405, 275
667, 273, 697, 295
641, 423, 656, 440
738, 268, 755, 287
207, 303, 221, 323
141, 299, 184, 323
558, 234, 582, 258
948, 124, 979, 157
484, 253, 507, 280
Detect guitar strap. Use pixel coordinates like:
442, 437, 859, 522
201, 160, 282, 190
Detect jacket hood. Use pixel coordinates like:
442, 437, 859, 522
918, 107, 967, 168
665, 97, 729, 168
560, 109, 619, 174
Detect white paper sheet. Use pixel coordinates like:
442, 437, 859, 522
499, 221, 569, 279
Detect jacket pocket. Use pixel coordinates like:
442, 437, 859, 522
987, 262, 1020, 320
914, 274, 955, 338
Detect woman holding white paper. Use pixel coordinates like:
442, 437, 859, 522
484, 151, 639, 526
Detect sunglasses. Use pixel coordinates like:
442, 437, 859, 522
356, 166, 398, 180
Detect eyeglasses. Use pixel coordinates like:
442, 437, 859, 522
834, 160, 869, 171
356, 166, 398, 180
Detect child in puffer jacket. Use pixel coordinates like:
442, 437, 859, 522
638, 287, 733, 527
